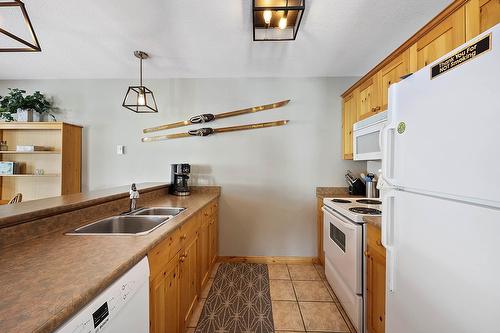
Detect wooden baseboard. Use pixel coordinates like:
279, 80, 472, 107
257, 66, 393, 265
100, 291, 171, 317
217, 256, 320, 265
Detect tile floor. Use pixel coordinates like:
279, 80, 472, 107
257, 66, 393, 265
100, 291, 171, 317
187, 262, 357, 333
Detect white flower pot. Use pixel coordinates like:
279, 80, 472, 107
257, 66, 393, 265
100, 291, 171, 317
16, 109, 41, 122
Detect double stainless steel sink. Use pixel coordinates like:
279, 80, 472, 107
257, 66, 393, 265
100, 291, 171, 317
67, 207, 185, 236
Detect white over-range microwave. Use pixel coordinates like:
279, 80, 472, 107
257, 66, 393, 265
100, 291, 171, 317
353, 111, 387, 161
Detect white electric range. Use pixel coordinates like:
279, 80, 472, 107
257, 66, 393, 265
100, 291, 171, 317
322, 197, 382, 333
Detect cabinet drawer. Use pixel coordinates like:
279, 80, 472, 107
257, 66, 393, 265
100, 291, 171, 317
148, 228, 182, 278
179, 213, 200, 244
367, 224, 385, 257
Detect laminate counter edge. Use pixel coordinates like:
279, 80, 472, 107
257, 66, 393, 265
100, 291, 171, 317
0, 182, 168, 228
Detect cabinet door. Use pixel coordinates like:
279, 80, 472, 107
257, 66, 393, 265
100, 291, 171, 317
180, 234, 199, 331
342, 91, 358, 160
411, 7, 466, 70
378, 50, 410, 111
150, 254, 180, 333
317, 197, 324, 265
199, 209, 210, 289
208, 217, 218, 266
466, 0, 500, 40
358, 76, 380, 120
366, 245, 386, 333
208, 201, 219, 267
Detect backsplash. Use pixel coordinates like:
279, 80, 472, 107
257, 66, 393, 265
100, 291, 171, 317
367, 160, 382, 177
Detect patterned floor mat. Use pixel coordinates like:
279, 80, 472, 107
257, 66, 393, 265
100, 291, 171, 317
195, 263, 274, 333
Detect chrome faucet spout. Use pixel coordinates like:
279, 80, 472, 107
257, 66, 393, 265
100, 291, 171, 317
129, 183, 140, 212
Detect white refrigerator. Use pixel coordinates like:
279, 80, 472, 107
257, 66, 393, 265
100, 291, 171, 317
380, 24, 500, 333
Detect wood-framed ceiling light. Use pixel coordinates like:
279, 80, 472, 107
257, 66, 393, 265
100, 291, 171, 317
0, 0, 41, 52
253, 0, 305, 41
122, 51, 159, 113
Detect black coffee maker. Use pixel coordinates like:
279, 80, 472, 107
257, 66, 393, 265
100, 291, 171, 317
170, 163, 191, 196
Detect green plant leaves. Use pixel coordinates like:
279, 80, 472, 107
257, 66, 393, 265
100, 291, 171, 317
0, 88, 55, 121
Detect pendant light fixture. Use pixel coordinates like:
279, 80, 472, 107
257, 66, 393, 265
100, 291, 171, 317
122, 51, 158, 113
0, 0, 41, 52
253, 0, 305, 41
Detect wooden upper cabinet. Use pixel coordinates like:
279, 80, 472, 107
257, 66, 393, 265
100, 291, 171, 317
358, 76, 380, 120
342, 91, 358, 160
411, 7, 466, 70
378, 50, 410, 111
465, 0, 500, 39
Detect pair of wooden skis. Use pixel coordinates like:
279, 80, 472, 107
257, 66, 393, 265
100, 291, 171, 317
141, 100, 290, 142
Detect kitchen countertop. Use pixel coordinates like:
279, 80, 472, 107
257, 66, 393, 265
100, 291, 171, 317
0, 182, 168, 228
363, 216, 382, 228
0, 186, 220, 333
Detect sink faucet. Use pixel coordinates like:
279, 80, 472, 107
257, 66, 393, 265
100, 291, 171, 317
129, 183, 140, 211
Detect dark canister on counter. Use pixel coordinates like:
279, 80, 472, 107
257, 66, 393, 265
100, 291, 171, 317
170, 163, 191, 196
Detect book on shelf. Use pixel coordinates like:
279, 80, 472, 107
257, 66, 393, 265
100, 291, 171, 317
16, 145, 51, 152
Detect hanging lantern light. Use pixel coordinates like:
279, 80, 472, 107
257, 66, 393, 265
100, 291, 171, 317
122, 51, 158, 113
0, 0, 41, 52
253, 0, 305, 41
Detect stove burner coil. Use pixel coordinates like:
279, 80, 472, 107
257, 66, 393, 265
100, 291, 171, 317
349, 207, 382, 215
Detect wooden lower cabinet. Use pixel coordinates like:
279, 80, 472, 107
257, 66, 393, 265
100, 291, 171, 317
199, 209, 210, 289
365, 224, 386, 333
179, 233, 199, 331
317, 197, 325, 265
148, 199, 219, 333
208, 201, 219, 266
150, 253, 180, 333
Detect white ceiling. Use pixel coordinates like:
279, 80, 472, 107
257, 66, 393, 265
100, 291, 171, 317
0, 0, 451, 79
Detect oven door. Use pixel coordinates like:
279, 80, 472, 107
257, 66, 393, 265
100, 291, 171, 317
322, 206, 363, 294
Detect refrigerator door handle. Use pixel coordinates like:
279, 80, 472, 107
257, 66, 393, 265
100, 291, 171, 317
382, 189, 396, 293
381, 189, 395, 247
381, 125, 396, 186
386, 247, 396, 293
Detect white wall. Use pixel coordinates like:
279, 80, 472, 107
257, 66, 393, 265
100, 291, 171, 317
0, 78, 366, 256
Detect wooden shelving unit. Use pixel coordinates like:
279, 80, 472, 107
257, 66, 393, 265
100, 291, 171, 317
0, 122, 82, 203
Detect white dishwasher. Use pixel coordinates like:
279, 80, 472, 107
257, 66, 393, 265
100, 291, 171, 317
55, 257, 150, 333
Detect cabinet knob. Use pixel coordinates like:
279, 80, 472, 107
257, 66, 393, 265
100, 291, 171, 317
181, 234, 187, 240
376, 240, 382, 246
364, 251, 370, 257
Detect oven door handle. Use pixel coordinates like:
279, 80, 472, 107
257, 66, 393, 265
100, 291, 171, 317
322, 206, 358, 231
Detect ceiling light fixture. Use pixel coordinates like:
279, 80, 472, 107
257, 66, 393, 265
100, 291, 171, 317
122, 51, 158, 113
0, 0, 41, 52
253, 0, 304, 41
279, 11, 288, 30
263, 10, 272, 25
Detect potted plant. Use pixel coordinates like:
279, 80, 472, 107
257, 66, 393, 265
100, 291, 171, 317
0, 88, 56, 122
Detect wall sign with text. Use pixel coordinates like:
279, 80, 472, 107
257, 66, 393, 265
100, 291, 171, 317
431, 34, 492, 79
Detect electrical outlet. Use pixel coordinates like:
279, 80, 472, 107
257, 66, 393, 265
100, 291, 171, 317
116, 145, 125, 155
